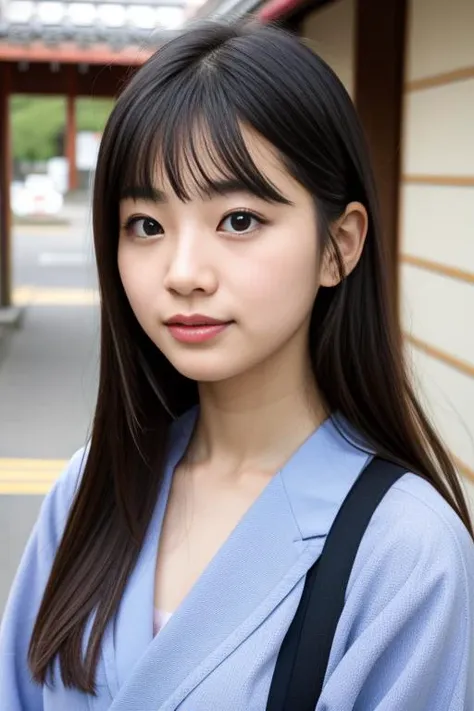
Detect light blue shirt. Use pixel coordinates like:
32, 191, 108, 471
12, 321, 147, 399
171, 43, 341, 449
1, 407, 473, 710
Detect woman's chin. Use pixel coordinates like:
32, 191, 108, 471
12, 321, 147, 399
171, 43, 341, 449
164, 352, 246, 384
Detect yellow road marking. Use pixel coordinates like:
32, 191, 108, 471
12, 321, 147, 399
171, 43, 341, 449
0, 459, 68, 495
0, 459, 67, 469
0, 473, 60, 481
13, 286, 99, 307
0, 482, 56, 495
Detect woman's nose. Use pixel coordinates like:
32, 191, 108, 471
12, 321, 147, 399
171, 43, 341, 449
163, 240, 218, 296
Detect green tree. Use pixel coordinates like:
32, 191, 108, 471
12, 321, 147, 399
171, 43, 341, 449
11, 96, 114, 162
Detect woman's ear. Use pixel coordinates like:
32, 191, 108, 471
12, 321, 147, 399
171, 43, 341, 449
319, 202, 368, 287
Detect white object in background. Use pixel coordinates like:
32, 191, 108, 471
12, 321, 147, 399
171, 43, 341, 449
11, 174, 64, 216
10, 181, 30, 217
76, 131, 101, 172
47, 157, 69, 194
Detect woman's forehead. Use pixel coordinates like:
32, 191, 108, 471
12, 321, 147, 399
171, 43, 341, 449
118, 118, 296, 206
165, 132, 293, 196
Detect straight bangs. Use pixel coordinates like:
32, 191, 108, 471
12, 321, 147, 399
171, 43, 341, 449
112, 70, 291, 207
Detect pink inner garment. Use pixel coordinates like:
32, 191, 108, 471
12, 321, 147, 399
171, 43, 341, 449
153, 608, 173, 636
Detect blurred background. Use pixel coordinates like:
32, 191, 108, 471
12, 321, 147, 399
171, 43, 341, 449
0, 0, 473, 614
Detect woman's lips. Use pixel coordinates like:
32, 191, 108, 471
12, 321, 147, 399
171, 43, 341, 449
166, 323, 229, 343
165, 317, 232, 343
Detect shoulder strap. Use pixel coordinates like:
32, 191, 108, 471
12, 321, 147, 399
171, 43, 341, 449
266, 457, 407, 711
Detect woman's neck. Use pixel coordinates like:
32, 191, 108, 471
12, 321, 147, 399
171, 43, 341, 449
186, 348, 327, 479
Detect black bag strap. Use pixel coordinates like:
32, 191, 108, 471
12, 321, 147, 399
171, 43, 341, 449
266, 457, 407, 711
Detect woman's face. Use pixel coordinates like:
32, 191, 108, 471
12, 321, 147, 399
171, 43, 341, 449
118, 128, 321, 383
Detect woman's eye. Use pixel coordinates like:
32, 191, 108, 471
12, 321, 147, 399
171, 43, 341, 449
219, 211, 263, 235
125, 217, 163, 239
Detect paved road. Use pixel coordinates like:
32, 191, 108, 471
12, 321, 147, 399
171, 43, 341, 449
0, 200, 99, 614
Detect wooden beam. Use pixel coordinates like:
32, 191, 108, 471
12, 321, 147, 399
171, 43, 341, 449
0, 41, 152, 66
66, 67, 78, 192
0, 63, 12, 307
9, 61, 135, 97
354, 0, 407, 304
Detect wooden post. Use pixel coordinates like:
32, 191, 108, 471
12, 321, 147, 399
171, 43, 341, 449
0, 62, 12, 308
354, 0, 407, 301
66, 66, 78, 192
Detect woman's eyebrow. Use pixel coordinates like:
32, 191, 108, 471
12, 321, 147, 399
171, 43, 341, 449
120, 186, 167, 203
201, 178, 291, 203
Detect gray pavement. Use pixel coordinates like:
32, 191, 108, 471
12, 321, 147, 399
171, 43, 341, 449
13, 202, 96, 291
0, 199, 99, 615
0, 304, 99, 459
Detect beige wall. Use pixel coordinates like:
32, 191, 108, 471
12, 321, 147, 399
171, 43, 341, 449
298, 0, 474, 504
401, 0, 474, 500
406, 0, 474, 81
300, 0, 355, 97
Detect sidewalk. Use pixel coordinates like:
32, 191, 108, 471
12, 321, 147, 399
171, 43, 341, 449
0, 301, 98, 613
0, 303, 98, 459
0, 322, 13, 367
0, 198, 98, 613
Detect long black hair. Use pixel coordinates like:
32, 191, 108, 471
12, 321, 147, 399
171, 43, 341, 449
29, 20, 473, 693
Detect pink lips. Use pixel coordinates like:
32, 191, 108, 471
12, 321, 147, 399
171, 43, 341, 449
165, 314, 232, 344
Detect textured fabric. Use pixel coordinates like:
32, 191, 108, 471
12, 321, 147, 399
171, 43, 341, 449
1, 407, 473, 710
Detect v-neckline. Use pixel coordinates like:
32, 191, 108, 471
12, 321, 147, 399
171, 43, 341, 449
151, 409, 331, 633
106, 408, 371, 710
109, 408, 347, 697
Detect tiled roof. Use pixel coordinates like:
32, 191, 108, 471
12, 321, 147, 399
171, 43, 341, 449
0, 0, 187, 50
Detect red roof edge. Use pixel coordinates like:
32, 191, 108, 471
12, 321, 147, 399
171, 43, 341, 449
0, 41, 153, 66
258, 0, 306, 22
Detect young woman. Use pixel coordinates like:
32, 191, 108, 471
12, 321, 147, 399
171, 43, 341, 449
1, 21, 473, 711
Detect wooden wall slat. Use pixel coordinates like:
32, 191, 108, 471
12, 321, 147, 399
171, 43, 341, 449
403, 175, 474, 187
406, 66, 474, 92
402, 255, 474, 285
454, 456, 474, 484
405, 333, 474, 380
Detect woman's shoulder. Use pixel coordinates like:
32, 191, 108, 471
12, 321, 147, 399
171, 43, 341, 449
329, 470, 474, 684
333, 415, 474, 577
325, 470, 474, 707
348, 470, 474, 604
376, 471, 473, 559
50, 411, 194, 521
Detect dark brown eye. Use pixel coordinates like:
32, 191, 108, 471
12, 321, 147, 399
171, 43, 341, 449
126, 217, 163, 238
220, 211, 261, 234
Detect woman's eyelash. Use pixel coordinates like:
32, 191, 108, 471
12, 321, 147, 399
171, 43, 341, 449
121, 209, 270, 237
122, 215, 163, 232
222, 209, 267, 220
218, 210, 269, 230
123, 215, 153, 229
